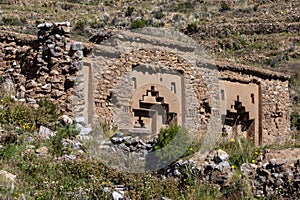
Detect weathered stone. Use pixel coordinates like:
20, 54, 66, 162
51, 90, 63, 98
71, 42, 83, 51
215, 161, 231, 172
112, 191, 124, 200
213, 149, 230, 164
60, 115, 73, 124
39, 126, 56, 139
269, 158, 277, 166
0, 170, 16, 188
35, 146, 48, 157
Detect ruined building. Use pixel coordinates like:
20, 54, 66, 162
0, 23, 291, 146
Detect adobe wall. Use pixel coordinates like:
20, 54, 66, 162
0, 24, 291, 146
218, 64, 291, 145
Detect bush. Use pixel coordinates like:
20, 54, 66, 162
0, 98, 36, 132
221, 171, 253, 199
153, 126, 192, 167
176, 2, 194, 13
184, 22, 199, 35
153, 10, 164, 19
130, 19, 146, 29
36, 99, 61, 130
74, 18, 87, 32
291, 112, 300, 130
50, 124, 79, 156
220, 2, 230, 12
0, 95, 61, 132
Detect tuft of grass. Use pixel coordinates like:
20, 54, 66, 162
215, 137, 259, 168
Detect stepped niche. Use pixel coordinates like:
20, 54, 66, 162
129, 65, 182, 135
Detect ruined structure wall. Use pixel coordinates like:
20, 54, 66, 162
219, 67, 291, 145
0, 24, 84, 118
261, 79, 291, 145
0, 27, 291, 146
87, 48, 207, 137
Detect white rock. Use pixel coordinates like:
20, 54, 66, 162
60, 115, 73, 124
39, 126, 56, 139
0, 170, 16, 182
112, 191, 124, 200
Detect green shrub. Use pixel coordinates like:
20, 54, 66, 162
0, 97, 61, 133
74, 18, 87, 32
66, 0, 82, 3
153, 10, 164, 19
36, 99, 61, 130
130, 19, 146, 29
221, 171, 254, 199
0, 99, 36, 132
176, 2, 194, 13
50, 124, 79, 156
154, 126, 192, 166
220, 2, 230, 12
291, 112, 300, 129
185, 22, 199, 35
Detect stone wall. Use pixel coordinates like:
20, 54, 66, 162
218, 64, 291, 145
84, 29, 224, 144
0, 22, 86, 116
83, 28, 291, 146
0, 25, 291, 146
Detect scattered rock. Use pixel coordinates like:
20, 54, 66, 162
35, 146, 48, 157
112, 190, 125, 200
0, 170, 16, 188
39, 126, 56, 139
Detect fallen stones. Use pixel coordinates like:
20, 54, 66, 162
109, 132, 156, 153
213, 149, 229, 163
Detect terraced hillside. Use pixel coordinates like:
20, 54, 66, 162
0, 0, 299, 67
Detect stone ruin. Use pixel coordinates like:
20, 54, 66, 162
0, 22, 291, 146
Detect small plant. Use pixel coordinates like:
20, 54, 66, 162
74, 18, 87, 32
184, 22, 199, 35
221, 171, 254, 199
153, 126, 192, 167
130, 19, 146, 29
0, 99, 36, 132
216, 137, 258, 168
220, 1, 230, 12
291, 112, 300, 130
153, 10, 164, 20
98, 122, 118, 138
50, 124, 79, 156
36, 99, 61, 130
125, 6, 135, 17
176, 2, 194, 13
1, 17, 27, 26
